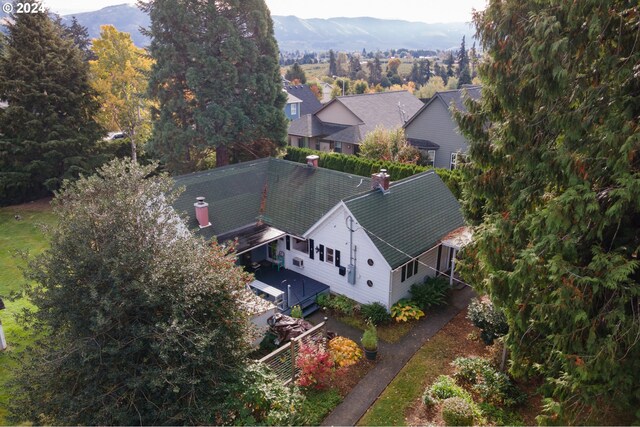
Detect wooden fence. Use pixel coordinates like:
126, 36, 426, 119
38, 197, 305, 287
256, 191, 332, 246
258, 320, 327, 385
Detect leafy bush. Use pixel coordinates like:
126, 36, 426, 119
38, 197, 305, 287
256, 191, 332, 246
290, 305, 303, 319
477, 402, 524, 426
410, 276, 450, 310
467, 298, 508, 344
328, 336, 363, 368
361, 302, 391, 325
331, 294, 357, 316
390, 299, 425, 322
441, 397, 475, 426
316, 293, 330, 308
429, 375, 472, 401
295, 342, 334, 389
361, 325, 378, 351
452, 357, 525, 407
258, 331, 277, 354
298, 389, 343, 426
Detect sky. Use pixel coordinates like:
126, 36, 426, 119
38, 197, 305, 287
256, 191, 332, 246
38, 0, 487, 23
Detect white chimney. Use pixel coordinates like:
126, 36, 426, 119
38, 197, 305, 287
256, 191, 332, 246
194, 197, 211, 228
306, 155, 319, 168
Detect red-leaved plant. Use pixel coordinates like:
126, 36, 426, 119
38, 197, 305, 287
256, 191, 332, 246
295, 341, 334, 389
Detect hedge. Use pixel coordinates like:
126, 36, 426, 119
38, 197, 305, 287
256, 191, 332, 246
284, 146, 463, 200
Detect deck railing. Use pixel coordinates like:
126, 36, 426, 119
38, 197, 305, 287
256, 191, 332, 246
258, 320, 327, 385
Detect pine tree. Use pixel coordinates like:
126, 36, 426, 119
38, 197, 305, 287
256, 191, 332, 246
445, 51, 455, 77
62, 16, 96, 61
328, 49, 337, 76
348, 55, 361, 80
0, 1, 103, 205
456, 0, 640, 420
285, 62, 306, 84
142, 0, 287, 171
457, 36, 472, 87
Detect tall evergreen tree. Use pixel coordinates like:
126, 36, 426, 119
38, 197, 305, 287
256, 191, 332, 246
445, 51, 455, 77
0, 1, 103, 205
285, 61, 306, 84
328, 49, 337, 76
141, 0, 287, 171
367, 56, 383, 86
457, 36, 472, 87
62, 16, 96, 62
456, 0, 640, 421
348, 55, 361, 80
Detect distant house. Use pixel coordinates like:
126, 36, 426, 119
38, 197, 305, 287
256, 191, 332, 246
288, 91, 423, 155
404, 85, 481, 169
172, 157, 465, 315
284, 91, 303, 121
284, 85, 323, 116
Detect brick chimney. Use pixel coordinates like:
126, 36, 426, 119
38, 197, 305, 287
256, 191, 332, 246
194, 197, 211, 228
306, 155, 319, 168
371, 169, 390, 192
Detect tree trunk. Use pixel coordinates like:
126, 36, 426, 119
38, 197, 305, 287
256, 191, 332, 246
216, 144, 229, 167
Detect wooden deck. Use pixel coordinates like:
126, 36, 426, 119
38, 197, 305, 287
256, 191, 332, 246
254, 268, 330, 316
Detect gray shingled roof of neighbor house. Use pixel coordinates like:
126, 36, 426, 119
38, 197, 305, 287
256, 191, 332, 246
335, 90, 424, 136
344, 171, 465, 269
173, 158, 371, 243
285, 85, 323, 116
404, 85, 482, 129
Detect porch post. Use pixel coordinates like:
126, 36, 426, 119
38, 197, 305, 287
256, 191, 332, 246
287, 284, 292, 309
449, 248, 458, 287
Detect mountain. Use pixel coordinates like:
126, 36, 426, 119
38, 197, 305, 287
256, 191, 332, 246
60, 3, 150, 47
272, 16, 475, 51
57, 4, 473, 51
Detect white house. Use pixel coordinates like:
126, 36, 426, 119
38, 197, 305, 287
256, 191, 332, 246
172, 156, 465, 314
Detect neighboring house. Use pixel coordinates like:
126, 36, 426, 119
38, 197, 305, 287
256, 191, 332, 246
172, 156, 465, 314
284, 85, 323, 116
284, 91, 303, 121
288, 90, 423, 156
404, 85, 482, 169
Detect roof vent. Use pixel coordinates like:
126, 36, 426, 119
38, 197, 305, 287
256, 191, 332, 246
306, 155, 319, 168
371, 169, 390, 193
194, 197, 211, 228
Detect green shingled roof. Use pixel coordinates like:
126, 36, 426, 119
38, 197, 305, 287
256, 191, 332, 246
173, 158, 371, 239
344, 171, 465, 269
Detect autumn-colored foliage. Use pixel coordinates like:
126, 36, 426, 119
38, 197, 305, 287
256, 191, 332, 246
329, 337, 363, 368
295, 342, 334, 389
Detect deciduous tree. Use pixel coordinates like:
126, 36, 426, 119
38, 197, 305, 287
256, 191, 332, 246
359, 127, 420, 164
285, 61, 306, 84
90, 25, 153, 162
456, 0, 640, 421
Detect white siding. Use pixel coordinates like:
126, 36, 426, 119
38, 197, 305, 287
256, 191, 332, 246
288, 205, 392, 307
317, 101, 362, 125
404, 100, 469, 169
389, 246, 440, 305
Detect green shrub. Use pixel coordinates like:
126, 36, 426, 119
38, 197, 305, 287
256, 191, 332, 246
429, 375, 472, 401
316, 293, 330, 308
360, 302, 391, 325
290, 305, 303, 319
422, 390, 436, 407
331, 294, 356, 316
452, 357, 525, 407
467, 298, 508, 344
361, 325, 378, 351
409, 276, 450, 310
441, 397, 475, 426
478, 402, 524, 426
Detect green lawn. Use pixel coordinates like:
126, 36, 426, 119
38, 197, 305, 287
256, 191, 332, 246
0, 200, 55, 424
358, 325, 461, 426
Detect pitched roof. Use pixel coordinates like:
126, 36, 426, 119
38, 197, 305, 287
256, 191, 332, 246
288, 114, 350, 139
285, 85, 323, 116
285, 92, 303, 104
345, 171, 464, 269
404, 85, 482, 129
173, 158, 371, 241
333, 91, 424, 137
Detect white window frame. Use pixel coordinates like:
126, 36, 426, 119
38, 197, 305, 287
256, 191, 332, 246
326, 247, 334, 264
292, 237, 308, 254
422, 149, 436, 167
450, 152, 467, 170
291, 102, 298, 116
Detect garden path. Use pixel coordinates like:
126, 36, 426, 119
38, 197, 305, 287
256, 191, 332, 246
316, 286, 475, 426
